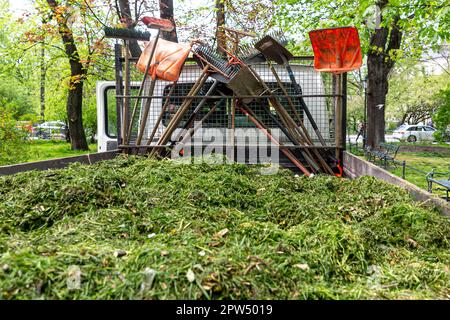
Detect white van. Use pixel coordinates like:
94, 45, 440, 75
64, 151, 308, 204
96, 62, 335, 153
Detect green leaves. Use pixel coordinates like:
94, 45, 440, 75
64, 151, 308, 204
276, 0, 449, 57
432, 83, 450, 141
386, 68, 448, 126
0, 107, 30, 165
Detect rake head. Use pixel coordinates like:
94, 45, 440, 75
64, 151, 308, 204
193, 45, 240, 83
193, 44, 264, 103
236, 43, 266, 63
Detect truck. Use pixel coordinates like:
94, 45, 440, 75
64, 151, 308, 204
96, 58, 336, 160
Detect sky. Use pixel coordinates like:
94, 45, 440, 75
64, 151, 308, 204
8, 0, 30, 15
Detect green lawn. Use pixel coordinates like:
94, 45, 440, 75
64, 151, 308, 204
347, 143, 449, 197
0, 140, 97, 166
387, 152, 449, 193
25, 140, 97, 163
389, 141, 450, 149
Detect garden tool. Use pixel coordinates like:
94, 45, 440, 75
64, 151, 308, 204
213, 47, 324, 173
238, 105, 311, 177
150, 65, 210, 157
240, 31, 344, 174
308, 27, 362, 74
178, 79, 220, 132
236, 58, 326, 173
135, 38, 191, 146
257, 99, 320, 173
194, 48, 318, 170
267, 63, 334, 174
172, 98, 227, 157
155, 45, 239, 154
237, 32, 323, 146
253, 32, 328, 146
193, 45, 264, 104
163, 80, 222, 150
150, 40, 236, 154
309, 26, 362, 166
126, 16, 175, 145
154, 44, 262, 157
104, 27, 151, 41
145, 82, 178, 145
104, 26, 156, 143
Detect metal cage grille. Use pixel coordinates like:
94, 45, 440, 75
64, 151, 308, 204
113, 52, 346, 173
121, 58, 337, 146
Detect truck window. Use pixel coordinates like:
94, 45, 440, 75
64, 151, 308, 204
161, 81, 303, 128
105, 87, 118, 138
105, 86, 142, 139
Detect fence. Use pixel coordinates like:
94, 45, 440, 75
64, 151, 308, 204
343, 151, 450, 216
346, 138, 440, 182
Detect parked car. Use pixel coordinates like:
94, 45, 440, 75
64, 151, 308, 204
392, 124, 437, 142
36, 120, 66, 129
34, 121, 68, 140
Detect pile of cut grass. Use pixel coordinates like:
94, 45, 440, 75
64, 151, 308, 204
0, 156, 448, 299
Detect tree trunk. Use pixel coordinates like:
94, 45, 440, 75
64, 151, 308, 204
366, 43, 388, 148
366, 13, 402, 148
116, 0, 179, 53
117, 0, 142, 58
159, 0, 178, 42
47, 0, 88, 150
398, 113, 407, 127
40, 43, 45, 121
67, 80, 88, 149
215, 0, 226, 54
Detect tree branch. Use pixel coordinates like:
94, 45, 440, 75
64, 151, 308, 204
385, 17, 402, 72
117, 0, 142, 58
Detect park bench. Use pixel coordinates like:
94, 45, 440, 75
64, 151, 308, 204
365, 143, 400, 167
426, 165, 450, 202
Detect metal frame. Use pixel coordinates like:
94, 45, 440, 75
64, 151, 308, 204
113, 45, 347, 172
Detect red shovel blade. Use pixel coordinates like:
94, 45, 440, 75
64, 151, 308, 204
309, 26, 362, 74
141, 16, 174, 32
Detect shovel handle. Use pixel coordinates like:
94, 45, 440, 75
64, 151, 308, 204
282, 57, 327, 146
239, 106, 311, 177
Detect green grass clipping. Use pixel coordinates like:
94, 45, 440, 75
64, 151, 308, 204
0, 156, 448, 299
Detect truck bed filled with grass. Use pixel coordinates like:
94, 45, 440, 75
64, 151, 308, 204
0, 156, 448, 299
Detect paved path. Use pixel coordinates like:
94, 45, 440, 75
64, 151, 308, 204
347, 134, 396, 143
